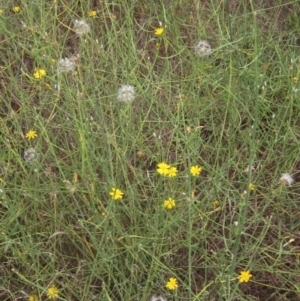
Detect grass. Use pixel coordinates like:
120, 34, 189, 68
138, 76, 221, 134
1, 0, 300, 300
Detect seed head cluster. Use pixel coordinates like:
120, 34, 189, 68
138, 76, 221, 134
117, 85, 136, 103
57, 57, 76, 72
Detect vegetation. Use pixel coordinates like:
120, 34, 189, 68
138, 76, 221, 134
1, 1, 300, 300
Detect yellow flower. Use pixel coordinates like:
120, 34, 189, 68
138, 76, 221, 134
293, 76, 298, 83
154, 27, 164, 36
166, 166, 178, 177
163, 198, 176, 210
157, 162, 170, 175
28, 295, 38, 301
47, 286, 59, 299
190, 165, 202, 176
0, 9, 3, 14
12, 6, 20, 13
25, 129, 37, 140
109, 188, 123, 200
248, 183, 255, 191
213, 199, 219, 208
89, 10, 97, 17
166, 277, 178, 290
239, 270, 252, 283
33, 69, 46, 79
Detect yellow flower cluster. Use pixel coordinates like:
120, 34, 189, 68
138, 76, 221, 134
157, 162, 203, 177
157, 162, 178, 177
33, 69, 46, 79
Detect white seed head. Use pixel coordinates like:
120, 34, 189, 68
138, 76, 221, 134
117, 85, 136, 103
150, 296, 167, 301
74, 19, 90, 35
24, 148, 39, 163
57, 57, 76, 72
194, 40, 212, 57
280, 173, 294, 186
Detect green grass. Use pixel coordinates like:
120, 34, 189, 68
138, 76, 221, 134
1, 1, 300, 300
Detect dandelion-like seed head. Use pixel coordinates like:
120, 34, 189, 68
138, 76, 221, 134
47, 286, 59, 299
57, 57, 76, 73
280, 173, 294, 186
117, 85, 136, 103
150, 296, 167, 301
74, 19, 90, 35
24, 148, 39, 163
194, 40, 212, 57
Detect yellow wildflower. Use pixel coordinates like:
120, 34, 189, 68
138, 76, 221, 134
0, 9, 3, 14
12, 6, 20, 13
293, 76, 298, 83
109, 188, 123, 200
89, 10, 97, 17
166, 277, 178, 290
154, 27, 164, 36
163, 198, 176, 210
28, 295, 38, 301
157, 162, 170, 175
33, 69, 46, 79
213, 199, 219, 208
25, 129, 37, 140
167, 166, 178, 177
190, 165, 202, 176
239, 270, 252, 283
248, 183, 255, 191
47, 286, 59, 299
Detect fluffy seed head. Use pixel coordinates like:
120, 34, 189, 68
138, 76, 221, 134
280, 173, 294, 186
117, 85, 136, 103
150, 296, 167, 301
57, 57, 76, 72
194, 40, 212, 57
74, 19, 90, 35
24, 148, 39, 163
